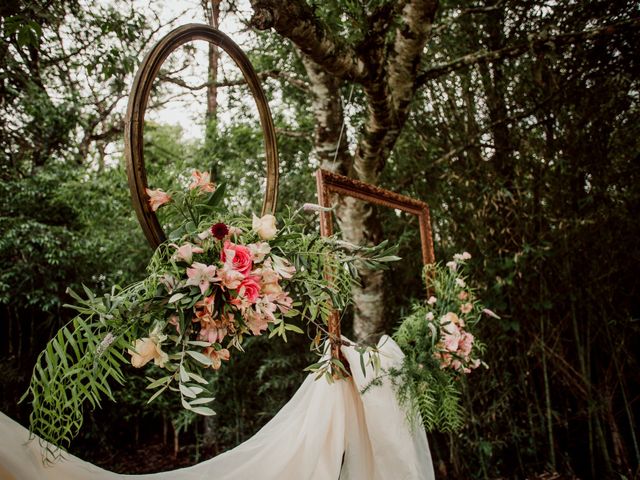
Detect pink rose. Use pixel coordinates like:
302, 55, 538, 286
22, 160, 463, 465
238, 275, 261, 303
220, 241, 253, 276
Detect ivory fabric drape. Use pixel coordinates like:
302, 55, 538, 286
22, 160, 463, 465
0, 336, 435, 480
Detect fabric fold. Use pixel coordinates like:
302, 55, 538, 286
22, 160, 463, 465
0, 336, 434, 479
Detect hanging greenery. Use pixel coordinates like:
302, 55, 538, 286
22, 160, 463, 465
386, 255, 491, 432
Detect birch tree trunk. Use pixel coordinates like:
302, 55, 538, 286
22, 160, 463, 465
251, 0, 438, 342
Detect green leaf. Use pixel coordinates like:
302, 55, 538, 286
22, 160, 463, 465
179, 365, 189, 383
146, 376, 171, 389
205, 182, 226, 208
185, 350, 213, 366
284, 324, 304, 334
188, 372, 209, 384
189, 397, 215, 405
179, 383, 197, 399
169, 292, 186, 303
190, 406, 216, 416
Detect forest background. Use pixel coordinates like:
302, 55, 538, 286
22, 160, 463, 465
1, 0, 639, 478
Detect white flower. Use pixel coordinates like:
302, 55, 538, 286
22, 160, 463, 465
455, 278, 466, 287
303, 203, 333, 213
425, 312, 435, 321
482, 308, 501, 319
454, 251, 472, 262
248, 242, 271, 263
197, 229, 212, 240
427, 296, 437, 305
270, 255, 296, 279
446, 260, 457, 271
252, 214, 277, 240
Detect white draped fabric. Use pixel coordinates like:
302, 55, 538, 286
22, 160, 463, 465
0, 336, 435, 480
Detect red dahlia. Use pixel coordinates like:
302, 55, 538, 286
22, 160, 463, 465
211, 222, 229, 240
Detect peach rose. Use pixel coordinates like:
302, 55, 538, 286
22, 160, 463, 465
252, 214, 277, 240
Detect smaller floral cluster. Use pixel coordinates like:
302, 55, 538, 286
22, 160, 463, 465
427, 252, 482, 374
433, 311, 479, 373
391, 252, 493, 431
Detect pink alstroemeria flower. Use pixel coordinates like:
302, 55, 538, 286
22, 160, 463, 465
216, 263, 245, 290
168, 314, 181, 334
199, 323, 227, 344
460, 302, 473, 314
171, 242, 204, 264
186, 262, 217, 295
442, 331, 461, 352
248, 242, 271, 263
459, 331, 475, 357
268, 255, 296, 279
189, 170, 215, 193
145, 188, 171, 211
244, 310, 270, 336
203, 346, 230, 370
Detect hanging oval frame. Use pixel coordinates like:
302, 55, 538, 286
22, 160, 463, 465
125, 24, 279, 249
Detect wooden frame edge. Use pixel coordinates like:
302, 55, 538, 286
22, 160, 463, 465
315, 169, 436, 361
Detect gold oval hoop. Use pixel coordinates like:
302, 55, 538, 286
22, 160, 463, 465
125, 24, 279, 249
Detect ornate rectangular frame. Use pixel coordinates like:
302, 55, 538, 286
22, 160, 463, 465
314, 169, 436, 360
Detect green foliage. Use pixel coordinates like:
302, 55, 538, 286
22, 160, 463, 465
21, 288, 136, 459
388, 258, 486, 432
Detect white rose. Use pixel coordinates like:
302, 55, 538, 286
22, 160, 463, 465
252, 214, 278, 240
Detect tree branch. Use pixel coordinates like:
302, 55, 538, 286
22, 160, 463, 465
249, 0, 367, 82
388, 0, 438, 113
353, 0, 438, 183
158, 69, 310, 92
417, 17, 640, 85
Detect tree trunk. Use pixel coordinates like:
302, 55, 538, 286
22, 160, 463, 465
249, 0, 438, 342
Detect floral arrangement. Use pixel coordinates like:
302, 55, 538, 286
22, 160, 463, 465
387, 252, 494, 432
22, 170, 398, 456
